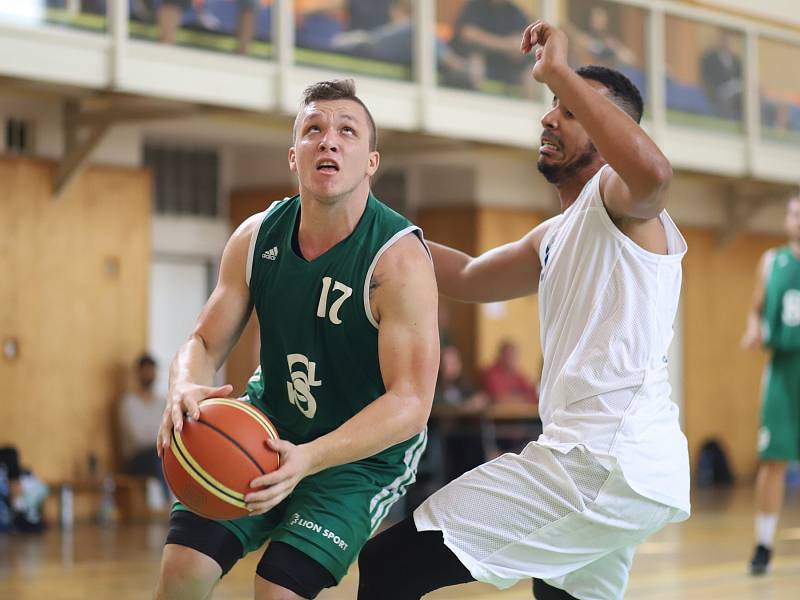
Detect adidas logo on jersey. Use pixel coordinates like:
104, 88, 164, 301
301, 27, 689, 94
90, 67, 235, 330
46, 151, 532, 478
262, 247, 279, 261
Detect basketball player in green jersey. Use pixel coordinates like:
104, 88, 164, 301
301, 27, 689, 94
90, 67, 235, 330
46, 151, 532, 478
153, 79, 439, 599
742, 195, 800, 575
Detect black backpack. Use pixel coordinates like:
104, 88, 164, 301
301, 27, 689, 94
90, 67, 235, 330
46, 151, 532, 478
696, 439, 734, 487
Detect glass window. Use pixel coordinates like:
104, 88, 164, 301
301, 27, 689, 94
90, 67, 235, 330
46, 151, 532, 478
665, 16, 744, 131
564, 0, 647, 103
0, 1, 107, 32
130, 0, 273, 58
759, 37, 800, 143
436, 0, 537, 98
295, 0, 414, 81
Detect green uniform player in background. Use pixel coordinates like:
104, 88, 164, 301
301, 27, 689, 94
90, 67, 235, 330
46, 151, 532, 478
742, 196, 800, 576
154, 79, 439, 600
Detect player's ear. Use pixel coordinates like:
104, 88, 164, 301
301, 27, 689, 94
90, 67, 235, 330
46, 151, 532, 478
288, 147, 297, 173
367, 151, 380, 177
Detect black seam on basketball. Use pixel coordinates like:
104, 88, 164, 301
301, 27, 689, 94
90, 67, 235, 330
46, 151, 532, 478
170, 429, 244, 503
196, 419, 267, 476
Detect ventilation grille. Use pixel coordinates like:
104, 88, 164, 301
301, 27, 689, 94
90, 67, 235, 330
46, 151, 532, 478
144, 143, 220, 217
5, 118, 33, 154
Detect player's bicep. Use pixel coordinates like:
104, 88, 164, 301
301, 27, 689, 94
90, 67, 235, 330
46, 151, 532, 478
191, 216, 258, 367
374, 236, 440, 417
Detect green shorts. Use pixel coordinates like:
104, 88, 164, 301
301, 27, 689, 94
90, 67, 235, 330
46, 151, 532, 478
759, 350, 800, 461
173, 439, 425, 582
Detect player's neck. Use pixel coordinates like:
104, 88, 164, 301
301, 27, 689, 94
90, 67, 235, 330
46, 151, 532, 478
297, 184, 370, 260
554, 165, 598, 212
789, 240, 800, 258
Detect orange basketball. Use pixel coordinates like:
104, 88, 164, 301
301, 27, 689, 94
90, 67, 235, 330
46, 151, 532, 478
162, 398, 280, 520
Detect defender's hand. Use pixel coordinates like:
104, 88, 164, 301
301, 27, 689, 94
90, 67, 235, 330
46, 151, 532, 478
245, 439, 315, 516
156, 382, 233, 456
521, 21, 569, 84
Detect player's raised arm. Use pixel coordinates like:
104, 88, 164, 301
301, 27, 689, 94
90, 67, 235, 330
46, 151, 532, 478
429, 218, 554, 303
156, 213, 259, 454
522, 21, 672, 221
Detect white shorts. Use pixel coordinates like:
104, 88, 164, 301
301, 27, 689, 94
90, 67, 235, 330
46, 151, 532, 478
413, 443, 679, 600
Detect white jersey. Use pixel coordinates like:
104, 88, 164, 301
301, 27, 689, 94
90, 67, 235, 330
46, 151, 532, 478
536, 165, 689, 516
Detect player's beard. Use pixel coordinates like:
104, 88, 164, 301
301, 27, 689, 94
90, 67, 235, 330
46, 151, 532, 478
537, 140, 598, 185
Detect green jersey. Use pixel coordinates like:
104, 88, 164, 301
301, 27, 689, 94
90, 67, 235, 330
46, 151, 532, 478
245, 193, 425, 465
762, 245, 800, 351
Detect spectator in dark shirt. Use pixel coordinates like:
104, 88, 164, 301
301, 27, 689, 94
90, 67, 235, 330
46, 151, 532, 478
701, 29, 743, 119
449, 0, 532, 87
435, 345, 488, 412
347, 0, 392, 31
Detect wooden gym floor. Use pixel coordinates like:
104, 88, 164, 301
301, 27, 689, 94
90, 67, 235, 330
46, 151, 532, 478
1, 485, 799, 599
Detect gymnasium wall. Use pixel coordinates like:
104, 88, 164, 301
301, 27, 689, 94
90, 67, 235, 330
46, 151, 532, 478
0, 155, 151, 483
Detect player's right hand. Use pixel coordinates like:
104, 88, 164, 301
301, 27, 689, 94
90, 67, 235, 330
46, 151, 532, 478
157, 382, 233, 456
740, 326, 762, 351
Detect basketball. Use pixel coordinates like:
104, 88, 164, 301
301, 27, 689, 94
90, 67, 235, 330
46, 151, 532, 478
162, 398, 280, 520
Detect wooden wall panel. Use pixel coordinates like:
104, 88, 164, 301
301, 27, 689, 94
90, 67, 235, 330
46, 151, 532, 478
682, 227, 784, 480
0, 156, 150, 482
226, 186, 296, 396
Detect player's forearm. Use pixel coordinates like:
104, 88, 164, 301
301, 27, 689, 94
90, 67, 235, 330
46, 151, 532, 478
302, 391, 430, 475
430, 241, 538, 302
546, 66, 672, 205
168, 334, 218, 392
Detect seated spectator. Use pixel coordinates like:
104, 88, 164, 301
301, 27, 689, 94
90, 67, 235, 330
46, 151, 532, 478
448, 0, 533, 89
701, 29, 743, 120
118, 354, 169, 510
435, 345, 488, 413
481, 340, 538, 405
429, 346, 488, 483
570, 5, 637, 69
0, 445, 48, 533
331, 0, 470, 84
347, 0, 392, 31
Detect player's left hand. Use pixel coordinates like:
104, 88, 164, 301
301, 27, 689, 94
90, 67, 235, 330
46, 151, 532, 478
244, 439, 314, 515
520, 20, 569, 84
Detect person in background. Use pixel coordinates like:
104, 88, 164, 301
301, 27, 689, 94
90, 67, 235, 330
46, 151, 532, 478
435, 345, 488, 412
570, 5, 636, 70
449, 0, 532, 89
118, 353, 169, 510
741, 196, 800, 575
481, 340, 539, 404
700, 28, 743, 120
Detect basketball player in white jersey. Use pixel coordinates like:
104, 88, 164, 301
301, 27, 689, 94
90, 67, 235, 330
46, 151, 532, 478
357, 21, 689, 600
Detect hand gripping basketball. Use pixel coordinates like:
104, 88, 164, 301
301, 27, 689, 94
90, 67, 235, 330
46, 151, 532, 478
161, 398, 281, 520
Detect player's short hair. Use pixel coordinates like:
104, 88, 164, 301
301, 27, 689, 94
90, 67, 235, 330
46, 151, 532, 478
576, 65, 644, 124
294, 79, 378, 151
137, 353, 156, 369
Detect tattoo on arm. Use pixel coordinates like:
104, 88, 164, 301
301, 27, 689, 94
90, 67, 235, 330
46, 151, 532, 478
369, 275, 380, 299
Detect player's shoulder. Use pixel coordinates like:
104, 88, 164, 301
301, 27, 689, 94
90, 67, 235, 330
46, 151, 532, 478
231, 198, 293, 244
375, 231, 431, 274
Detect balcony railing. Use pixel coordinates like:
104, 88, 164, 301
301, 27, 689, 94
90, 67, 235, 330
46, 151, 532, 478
1, 1, 799, 161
